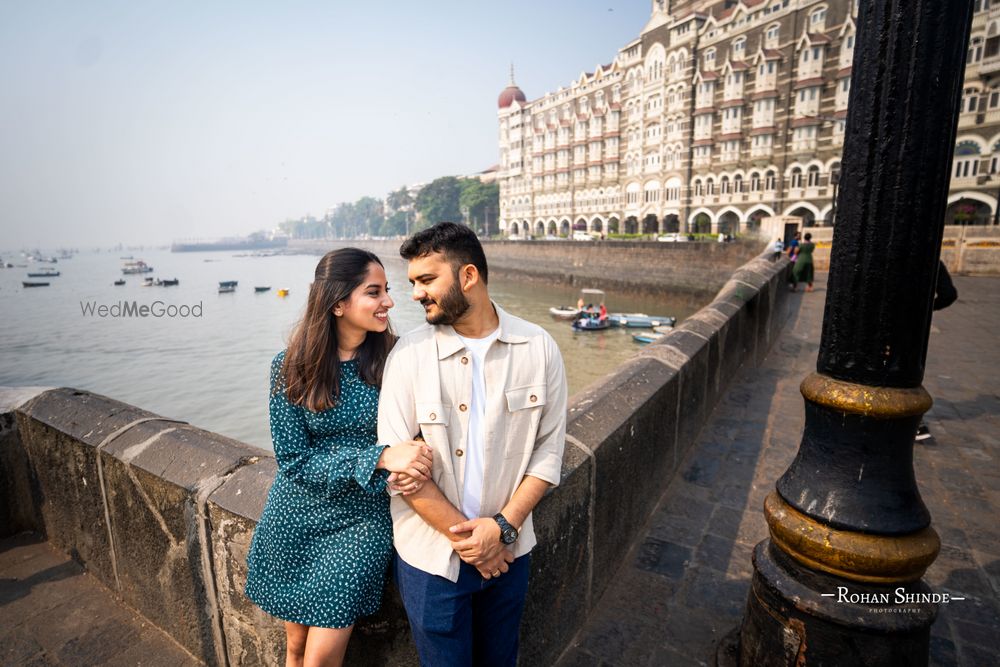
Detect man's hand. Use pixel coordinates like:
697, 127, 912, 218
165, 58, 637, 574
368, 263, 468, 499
475, 549, 515, 579
449, 517, 504, 565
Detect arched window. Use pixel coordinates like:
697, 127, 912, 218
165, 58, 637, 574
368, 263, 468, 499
734, 174, 744, 193
963, 88, 981, 114
694, 179, 704, 196
732, 37, 746, 60
953, 140, 982, 179
791, 167, 803, 188
765, 170, 777, 190
721, 176, 730, 194
807, 165, 821, 187
750, 172, 761, 191
704, 48, 716, 70
706, 177, 715, 195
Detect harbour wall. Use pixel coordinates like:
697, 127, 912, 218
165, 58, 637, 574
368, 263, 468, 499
0, 250, 792, 666
289, 238, 762, 297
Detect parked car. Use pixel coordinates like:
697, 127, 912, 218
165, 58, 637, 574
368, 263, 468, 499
572, 231, 596, 241
656, 233, 686, 242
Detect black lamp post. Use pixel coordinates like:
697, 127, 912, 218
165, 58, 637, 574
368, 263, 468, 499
728, 0, 974, 665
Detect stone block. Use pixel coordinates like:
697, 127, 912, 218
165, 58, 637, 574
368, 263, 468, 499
207, 457, 286, 667
0, 388, 50, 537
100, 420, 260, 663
567, 357, 680, 600
520, 441, 593, 666
14, 388, 155, 588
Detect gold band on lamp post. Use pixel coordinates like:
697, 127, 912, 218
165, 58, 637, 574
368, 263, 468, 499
764, 492, 941, 584
800, 373, 933, 419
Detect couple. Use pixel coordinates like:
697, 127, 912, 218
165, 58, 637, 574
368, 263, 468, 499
245, 223, 568, 667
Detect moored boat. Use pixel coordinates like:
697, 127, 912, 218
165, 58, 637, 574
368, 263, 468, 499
27, 271, 60, 277
219, 285, 236, 293
254, 286, 271, 293
122, 260, 153, 274
277, 288, 290, 297
632, 332, 666, 344
572, 315, 611, 331
219, 280, 238, 288
159, 278, 179, 286
114, 279, 126, 286
23, 281, 50, 287
608, 313, 676, 329
549, 305, 580, 320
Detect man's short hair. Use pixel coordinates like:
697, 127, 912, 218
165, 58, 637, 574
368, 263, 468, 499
399, 222, 489, 284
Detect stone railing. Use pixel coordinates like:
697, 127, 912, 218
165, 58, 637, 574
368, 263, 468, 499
0, 251, 791, 666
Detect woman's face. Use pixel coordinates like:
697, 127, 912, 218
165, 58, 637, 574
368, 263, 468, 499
336, 262, 394, 336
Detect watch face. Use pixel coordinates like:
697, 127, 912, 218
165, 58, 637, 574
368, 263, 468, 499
502, 527, 518, 544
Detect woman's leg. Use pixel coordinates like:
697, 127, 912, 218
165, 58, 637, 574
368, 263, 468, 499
303, 626, 354, 667
285, 622, 309, 667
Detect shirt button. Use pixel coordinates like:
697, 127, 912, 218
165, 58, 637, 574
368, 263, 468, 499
459, 403, 468, 412
461, 356, 469, 365
429, 412, 437, 420
529, 394, 538, 403
456, 449, 464, 457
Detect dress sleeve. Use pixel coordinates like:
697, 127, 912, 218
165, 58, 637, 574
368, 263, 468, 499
269, 352, 388, 497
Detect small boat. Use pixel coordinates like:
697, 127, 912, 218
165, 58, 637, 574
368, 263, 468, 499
141, 277, 155, 286
608, 313, 677, 329
122, 260, 153, 274
23, 281, 49, 287
633, 332, 666, 344
27, 271, 60, 277
277, 288, 290, 297
219, 285, 236, 293
160, 278, 179, 286
219, 280, 238, 288
549, 305, 580, 320
551, 287, 605, 321
114, 279, 125, 286
254, 286, 271, 293
653, 324, 675, 335
572, 315, 611, 331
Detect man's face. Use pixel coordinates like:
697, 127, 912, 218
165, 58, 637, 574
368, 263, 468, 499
407, 252, 470, 325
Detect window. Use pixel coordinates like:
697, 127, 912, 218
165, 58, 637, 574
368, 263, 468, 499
810, 7, 827, 30
720, 176, 730, 194
790, 167, 803, 188
706, 178, 715, 195
750, 172, 761, 191
766, 24, 780, 44
732, 37, 746, 60
765, 170, 777, 190
963, 88, 980, 114
970, 37, 984, 64
733, 174, 743, 193
953, 141, 982, 179
704, 48, 717, 69
807, 165, 821, 188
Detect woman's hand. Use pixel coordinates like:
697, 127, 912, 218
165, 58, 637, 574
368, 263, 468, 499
388, 471, 425, 495
379, 441, 433, 481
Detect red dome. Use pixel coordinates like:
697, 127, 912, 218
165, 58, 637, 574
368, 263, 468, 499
498, 85, 526, 109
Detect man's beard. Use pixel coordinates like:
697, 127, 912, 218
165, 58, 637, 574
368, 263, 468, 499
423, 280, 470, 325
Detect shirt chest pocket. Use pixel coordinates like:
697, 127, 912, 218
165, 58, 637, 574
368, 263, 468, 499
503, 384, 546, 461
415, 402, 451, 454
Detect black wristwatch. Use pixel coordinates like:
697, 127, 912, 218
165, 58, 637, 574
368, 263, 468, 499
493, 513, 519, 545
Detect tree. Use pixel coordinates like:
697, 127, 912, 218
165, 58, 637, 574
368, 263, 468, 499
415, 176, 463, 230
380, 210, 408, 237
459, 179, 500, 236
354, 196, 385, 238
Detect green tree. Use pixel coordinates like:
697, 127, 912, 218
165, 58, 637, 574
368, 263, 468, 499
459, 179, 500, 236
415, 176, 463, 230
353, 196, 384, 238
380, 210, 408, 237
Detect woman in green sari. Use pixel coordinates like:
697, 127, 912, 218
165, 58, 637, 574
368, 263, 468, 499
790, 232, 815, 292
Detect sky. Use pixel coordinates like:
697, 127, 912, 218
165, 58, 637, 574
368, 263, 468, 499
0, 1, 652, 249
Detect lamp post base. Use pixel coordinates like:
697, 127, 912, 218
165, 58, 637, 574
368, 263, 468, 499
732, 541, 937, 667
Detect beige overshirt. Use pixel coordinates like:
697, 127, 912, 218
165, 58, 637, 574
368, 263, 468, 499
377, 303, 567, 582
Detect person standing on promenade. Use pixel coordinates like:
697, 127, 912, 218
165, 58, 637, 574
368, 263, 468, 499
245, 248, 433, 667
378, 222, 568, 666
790, 232, 815, 292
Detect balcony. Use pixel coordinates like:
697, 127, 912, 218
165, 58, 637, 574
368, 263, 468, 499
981, 51, 1000, 75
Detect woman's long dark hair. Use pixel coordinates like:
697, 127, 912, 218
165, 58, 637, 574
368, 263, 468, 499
280, 248, 395, 412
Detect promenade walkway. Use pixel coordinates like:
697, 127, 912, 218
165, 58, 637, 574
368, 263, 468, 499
557, 273, 1000, 667
0, 533, 198, 666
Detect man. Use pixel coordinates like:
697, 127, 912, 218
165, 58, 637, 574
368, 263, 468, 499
377, 222, 567, 666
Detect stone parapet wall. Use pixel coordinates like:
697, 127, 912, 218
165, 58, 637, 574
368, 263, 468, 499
0, 252, 791, 666
289, 238, 761, 297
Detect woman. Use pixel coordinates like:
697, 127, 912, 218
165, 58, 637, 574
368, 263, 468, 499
790, 232, 816, 292
246, 248, 432, 667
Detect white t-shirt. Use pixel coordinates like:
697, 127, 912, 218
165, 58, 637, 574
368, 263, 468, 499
456, 327, 500, 519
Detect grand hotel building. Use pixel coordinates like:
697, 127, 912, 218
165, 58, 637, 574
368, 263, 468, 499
497, 0, 1000, 238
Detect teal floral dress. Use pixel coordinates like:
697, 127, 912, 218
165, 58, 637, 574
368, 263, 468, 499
245, 351, 391, 628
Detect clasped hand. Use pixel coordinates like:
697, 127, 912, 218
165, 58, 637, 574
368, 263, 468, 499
449, 517, 514, 578
379, 441, 432, 495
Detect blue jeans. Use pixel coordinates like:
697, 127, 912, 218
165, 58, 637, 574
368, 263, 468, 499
395, 553, 531, 667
